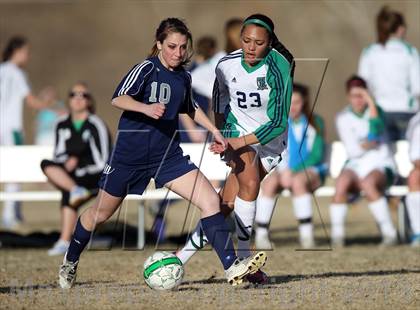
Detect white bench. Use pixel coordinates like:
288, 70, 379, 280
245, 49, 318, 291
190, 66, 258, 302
0, 141, 412, 247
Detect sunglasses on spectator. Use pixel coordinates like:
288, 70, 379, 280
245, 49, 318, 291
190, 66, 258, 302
69, 91, 91, 99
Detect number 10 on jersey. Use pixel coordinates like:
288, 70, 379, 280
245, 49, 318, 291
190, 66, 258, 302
149, 81, 171, 104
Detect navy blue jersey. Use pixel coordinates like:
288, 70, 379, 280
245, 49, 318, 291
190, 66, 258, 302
111, 56, 197, 168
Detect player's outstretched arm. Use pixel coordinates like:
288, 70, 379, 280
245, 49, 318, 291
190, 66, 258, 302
187, 106, 227, 151
226, 134, 260, 151
111, 95, 165, 119
188, 106, 220, 136
25, 89, 54, 109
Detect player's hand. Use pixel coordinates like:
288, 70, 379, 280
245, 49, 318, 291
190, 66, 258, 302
360, 140, 378, 150
64, 156, 78, 172
209, 130, 227, 154
38, 86, 56, 107
209, 142, 225, 154
358, 88, 375, 107
144, 103, 166, 119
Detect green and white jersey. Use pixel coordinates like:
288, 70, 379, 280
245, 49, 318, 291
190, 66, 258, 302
213, 48, 294, 156
336, 105, 396, 177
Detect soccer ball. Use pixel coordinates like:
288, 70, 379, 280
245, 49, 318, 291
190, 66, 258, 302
143, 251, 184, 290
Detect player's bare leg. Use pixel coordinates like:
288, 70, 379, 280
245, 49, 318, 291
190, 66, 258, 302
329, 170, 360, 247
175, 172, 238, 265
228, 147, 262, 257
167, 169, 266, 285
226, 148, 270, 284
59, 190, 123, 289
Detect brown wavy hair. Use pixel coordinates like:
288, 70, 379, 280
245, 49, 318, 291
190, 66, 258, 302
149, 18, 193, 68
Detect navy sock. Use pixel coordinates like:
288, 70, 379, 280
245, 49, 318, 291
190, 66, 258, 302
66, 218, 92, 263
201, 212, 237, 270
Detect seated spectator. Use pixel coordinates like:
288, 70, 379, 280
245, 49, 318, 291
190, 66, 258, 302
255, 83, 327, 249
40, 82, 112, 256
329, 76, 397, 247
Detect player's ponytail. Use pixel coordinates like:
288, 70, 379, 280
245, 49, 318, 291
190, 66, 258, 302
376, 6, 405, 45
149, 18, 194, 67
270, 31, 294, 66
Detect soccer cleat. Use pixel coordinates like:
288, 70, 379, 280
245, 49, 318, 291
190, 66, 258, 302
245, 269, 269, 285
225, 251, 267, 286
255, 230, 273, 250
48, 239, 70, 256
59, 256, 78, 289
69, 186, 91, 207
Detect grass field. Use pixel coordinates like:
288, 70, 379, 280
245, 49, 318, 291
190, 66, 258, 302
1, 197, 419, 309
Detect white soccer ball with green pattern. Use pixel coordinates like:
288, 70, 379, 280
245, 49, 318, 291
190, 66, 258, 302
143, 251, 184, 290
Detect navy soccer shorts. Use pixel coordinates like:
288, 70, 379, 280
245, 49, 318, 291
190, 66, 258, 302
98, 154, 198, 197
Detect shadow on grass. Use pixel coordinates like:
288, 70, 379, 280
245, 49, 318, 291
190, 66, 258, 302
182, 268, 420, 288
0, 280, 115, 294
0, 222, 191, 249
3, 269, 418, 294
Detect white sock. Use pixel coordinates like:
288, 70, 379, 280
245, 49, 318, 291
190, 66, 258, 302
406, 192, 420, 235
330, 203, 348, 239
2, 183, 21, 222
255, 195, 276, 237
299, 223, 313, 240
234, 196, 256, 259
255, 226, 269, 238
368, 197, 396, 238
293, 194, 313, 240
176, 222, 208, 265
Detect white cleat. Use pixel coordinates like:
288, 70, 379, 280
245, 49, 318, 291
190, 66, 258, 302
225, 251, 267, 286
48, 239, 70, 256
59, 256, 78, 289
